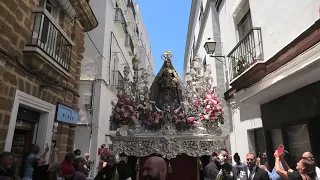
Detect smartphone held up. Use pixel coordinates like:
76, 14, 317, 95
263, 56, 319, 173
277, 144, 284, 155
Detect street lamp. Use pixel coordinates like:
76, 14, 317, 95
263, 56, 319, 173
204, 41, 217, 55
203, 40, 229, 92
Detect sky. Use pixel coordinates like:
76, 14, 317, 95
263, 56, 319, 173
137, 0, 192, 76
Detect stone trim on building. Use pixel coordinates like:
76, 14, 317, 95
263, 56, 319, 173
0, 0, 96, 160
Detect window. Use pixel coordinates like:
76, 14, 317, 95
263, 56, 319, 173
192, 42, 195, 52
114, 7, 128, 34
136, 26, 139, 38
28, 0, 72, 70
199, 1, 204, 22
38, 0, 60, 43
127, 0, 136, 20
237, 10, 253, 39
203, 56, 207, 70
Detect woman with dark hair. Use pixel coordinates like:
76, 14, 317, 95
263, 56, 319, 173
233, 152, 246, 180
32, 146, 60, 180
274, 150, 316, 180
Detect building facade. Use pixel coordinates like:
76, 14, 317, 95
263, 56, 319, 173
75, 0, 155, 176
183, 0, 230, 150
0, 0, 97, 169
217, 0, 320, 165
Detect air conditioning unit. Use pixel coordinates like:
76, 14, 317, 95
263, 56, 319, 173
84, 94, 91, 105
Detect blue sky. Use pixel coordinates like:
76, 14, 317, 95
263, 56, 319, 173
137, 0, 192, 76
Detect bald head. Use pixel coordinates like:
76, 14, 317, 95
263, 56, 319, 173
143, 156, 167, 180
302, 152, 315, 162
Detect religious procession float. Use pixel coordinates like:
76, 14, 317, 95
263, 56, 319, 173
109, 51, 227, 180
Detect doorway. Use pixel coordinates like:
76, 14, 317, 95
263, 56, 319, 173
11, 106, 40, 177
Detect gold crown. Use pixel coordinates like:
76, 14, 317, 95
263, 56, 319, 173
161, 50, 173, 60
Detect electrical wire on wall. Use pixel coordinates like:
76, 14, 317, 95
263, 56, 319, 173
0, 48, 80, 97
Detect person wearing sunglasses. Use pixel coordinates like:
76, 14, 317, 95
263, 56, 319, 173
301, 152, 320, 179
274, 151, 316, 180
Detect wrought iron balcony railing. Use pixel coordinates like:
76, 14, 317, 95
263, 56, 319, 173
111, 70, 124, 89
28, 12, 72, 71
227, 27, 263, 81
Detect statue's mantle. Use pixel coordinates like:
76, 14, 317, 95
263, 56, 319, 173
110, 133, 225, 160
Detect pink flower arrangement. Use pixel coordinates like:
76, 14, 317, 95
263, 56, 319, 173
111, 93, 138, 126
190, 90, 224, 124
201, 91, 224, 123
170, 109, 196, 130
143, 111, 165, 129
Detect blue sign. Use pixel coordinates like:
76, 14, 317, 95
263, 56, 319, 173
56, 104, 79, 124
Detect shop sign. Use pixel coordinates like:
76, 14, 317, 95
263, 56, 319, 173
56, 104, 79, 124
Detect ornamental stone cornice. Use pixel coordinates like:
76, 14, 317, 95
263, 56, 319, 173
110, 134, 226, 160
70, 0, 98, 32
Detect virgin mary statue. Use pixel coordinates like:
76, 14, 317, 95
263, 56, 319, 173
149, 50, 184, 112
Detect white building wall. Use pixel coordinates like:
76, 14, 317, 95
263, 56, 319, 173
183, 0, 231, 151
219, 0, 320, 67
76, 0, 155, 177
218, 0, 320, 160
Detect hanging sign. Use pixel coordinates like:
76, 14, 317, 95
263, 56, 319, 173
55, 104, 79, 124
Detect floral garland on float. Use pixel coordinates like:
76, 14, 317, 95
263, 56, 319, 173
184, 54, 224, 135
170, 108, 197, 131
111, 93, 138, 127
110, 52, 224, 135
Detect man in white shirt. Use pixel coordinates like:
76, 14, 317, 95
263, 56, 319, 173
301, 152, 320, 179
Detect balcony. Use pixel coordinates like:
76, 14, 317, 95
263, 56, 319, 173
125, 34, 134, 56
115, 8, 128, 34
110, 70, 124, 93
227, 27, 263, 81
23, 10, 74, 80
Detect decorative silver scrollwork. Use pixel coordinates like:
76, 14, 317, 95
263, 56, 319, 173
110, 134, 226, 160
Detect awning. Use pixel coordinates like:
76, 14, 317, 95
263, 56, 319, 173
56, 0, 77, 18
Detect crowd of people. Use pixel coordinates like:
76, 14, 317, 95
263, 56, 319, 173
204, 149, 320, 180
0, 144, 93, 180
1, 144, 320, 180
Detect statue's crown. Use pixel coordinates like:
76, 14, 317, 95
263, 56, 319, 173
161, 50, 173, 61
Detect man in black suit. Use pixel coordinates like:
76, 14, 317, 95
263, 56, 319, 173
244, 153, 270, 180
204, 149, 233, 180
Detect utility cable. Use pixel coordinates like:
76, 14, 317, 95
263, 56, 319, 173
86, 32, 105, 58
